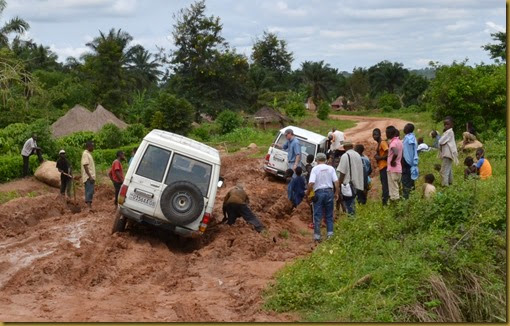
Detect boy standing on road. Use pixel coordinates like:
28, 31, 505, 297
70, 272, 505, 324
438, 117, 458, 186
109, 151, 126, 206
373, 128, 390, 206
81, 141, 96, 210
386, 126, 403, 203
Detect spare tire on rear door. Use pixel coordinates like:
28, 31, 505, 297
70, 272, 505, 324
160, 181, 204, 226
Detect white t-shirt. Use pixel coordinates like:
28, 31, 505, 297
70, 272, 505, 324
337, 149, 364, 191
21, 138, 37, 156
309, 163, 338, 191
417, 143, 430, 152
331, 130, 345, 151
81, 150, 96, 183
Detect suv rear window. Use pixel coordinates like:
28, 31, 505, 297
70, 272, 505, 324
165, 154, 212, 197
135, 145, 171, 182
276, 134, 317, 157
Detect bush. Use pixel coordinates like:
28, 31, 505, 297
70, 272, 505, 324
285, 101, 306, 118
57, 131, 95, 148
124, 123, 147, 144
216, 110, 243, 135
150, 91, 195, 135
424, 62, 505, 135
378, 93, 401, 111
317, 101, 330, 120
190, 125, 214, 142
95, 123, 124, 149
0, 122, 30, 154
0, 155, 39, 182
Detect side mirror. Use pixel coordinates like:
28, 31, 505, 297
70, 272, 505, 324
217, 176, 225, 188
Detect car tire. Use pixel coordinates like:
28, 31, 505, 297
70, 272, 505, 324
160, 181, 204, 226
112, 211, 127, 234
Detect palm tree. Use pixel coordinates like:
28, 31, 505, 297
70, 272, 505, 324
368, 61, 409, 96
300, 60, 337, 105
84, 28, 133, 63
126, 45, 162, 90
0, 0, 30, 48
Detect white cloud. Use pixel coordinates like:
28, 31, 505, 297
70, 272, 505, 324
485, 21, 505, 32
262, 1, 307, 17
330, 42, 388, 51
49, 44, 89, 60
445, 20, 474, 31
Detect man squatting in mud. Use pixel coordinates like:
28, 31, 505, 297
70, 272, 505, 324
221, 183, 265, 233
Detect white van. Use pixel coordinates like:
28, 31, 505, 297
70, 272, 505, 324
112, 129, 223, 238
263, 126, 327, 178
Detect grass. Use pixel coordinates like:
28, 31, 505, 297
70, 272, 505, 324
0, 191, 20, 204
264, 140, 506, 322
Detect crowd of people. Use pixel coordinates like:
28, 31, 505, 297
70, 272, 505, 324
18, 116, 493, 240
273, 116, 493, 243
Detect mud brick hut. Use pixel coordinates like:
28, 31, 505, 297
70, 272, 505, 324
51, 104, 128, 138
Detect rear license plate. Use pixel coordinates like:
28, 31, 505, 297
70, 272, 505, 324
128, 193, 155, 208
274, 156, 285, 162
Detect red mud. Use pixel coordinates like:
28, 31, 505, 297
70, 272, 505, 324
0, 115, 409, 322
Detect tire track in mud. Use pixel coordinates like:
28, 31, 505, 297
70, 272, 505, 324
0, 115, 411, 322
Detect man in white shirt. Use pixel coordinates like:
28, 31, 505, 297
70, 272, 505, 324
336, 142, 364, 217
21, 133, 44, 177
331, 128, 345, 159
438, 117, 458, 186
305, 153, 339, 243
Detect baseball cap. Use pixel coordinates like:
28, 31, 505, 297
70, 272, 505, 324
284, 128, 294, 135
316, 153, 327, 161
59, 149, 65, 154
343, 141, 353, 147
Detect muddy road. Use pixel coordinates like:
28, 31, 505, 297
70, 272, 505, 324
0, 115, 409, 322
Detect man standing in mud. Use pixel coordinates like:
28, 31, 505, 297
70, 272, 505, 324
21, 133, 44, 177
222, 183, 265, 233
273, 128, 301, 172
305, 153, 339, 243
81, 141, 96, 211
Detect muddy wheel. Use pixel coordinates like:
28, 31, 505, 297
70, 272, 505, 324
112, 211, 127, 234
160, 181, 204, 226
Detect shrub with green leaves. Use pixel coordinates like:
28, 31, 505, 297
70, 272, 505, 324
216, 110, 243, 134
317, 101, 330, 120
95, 123, 124, 149
378, 92, 401, 112
285, 101, 306, 118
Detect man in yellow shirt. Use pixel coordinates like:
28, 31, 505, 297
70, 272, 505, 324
81, 141, 96, 210
373, 128, 389, 205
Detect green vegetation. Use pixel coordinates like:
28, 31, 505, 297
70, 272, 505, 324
265, 141, 506, 322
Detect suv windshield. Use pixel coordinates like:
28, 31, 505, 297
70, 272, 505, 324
276, 133, 317, 158
165, 154, 212, 197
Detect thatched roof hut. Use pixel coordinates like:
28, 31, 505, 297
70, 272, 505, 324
51, 104, 128, 138
253, 107, 292, 129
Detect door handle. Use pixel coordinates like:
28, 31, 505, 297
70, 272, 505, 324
150, 183, 160, 188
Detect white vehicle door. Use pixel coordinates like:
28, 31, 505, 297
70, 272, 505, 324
125, 144, 172, 217
268, 133, 290, 172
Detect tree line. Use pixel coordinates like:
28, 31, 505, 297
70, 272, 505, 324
0, 0, 506, 136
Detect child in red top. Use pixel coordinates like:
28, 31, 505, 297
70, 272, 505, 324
109, 151, 126, 206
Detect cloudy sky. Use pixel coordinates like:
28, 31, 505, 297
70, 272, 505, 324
3, 0, 505, 71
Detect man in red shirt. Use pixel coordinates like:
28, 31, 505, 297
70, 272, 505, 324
109, 151, 126, 206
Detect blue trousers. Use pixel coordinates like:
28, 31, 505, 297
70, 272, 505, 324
312, 188, 334, 240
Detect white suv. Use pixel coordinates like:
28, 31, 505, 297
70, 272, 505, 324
112, 129, 222, 238
263, 125, 327, 178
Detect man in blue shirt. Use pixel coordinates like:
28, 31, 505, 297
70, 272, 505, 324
273, 129, 302, 171
402, 123, 419, 199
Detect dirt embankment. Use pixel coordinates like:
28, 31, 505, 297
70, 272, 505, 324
0, 115, 411, 322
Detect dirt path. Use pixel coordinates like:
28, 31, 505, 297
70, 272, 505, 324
0, 115, 412, 322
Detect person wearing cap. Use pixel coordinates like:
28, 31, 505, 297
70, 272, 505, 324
330, 128, 346, 159
336, 141, 364, 216
56, 149, 72, 198
273, 128, 302, 172
305, 152, 339, 243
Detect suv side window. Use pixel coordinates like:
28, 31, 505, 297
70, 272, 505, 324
135, 145, 171, 182
165, 154, 212, 197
